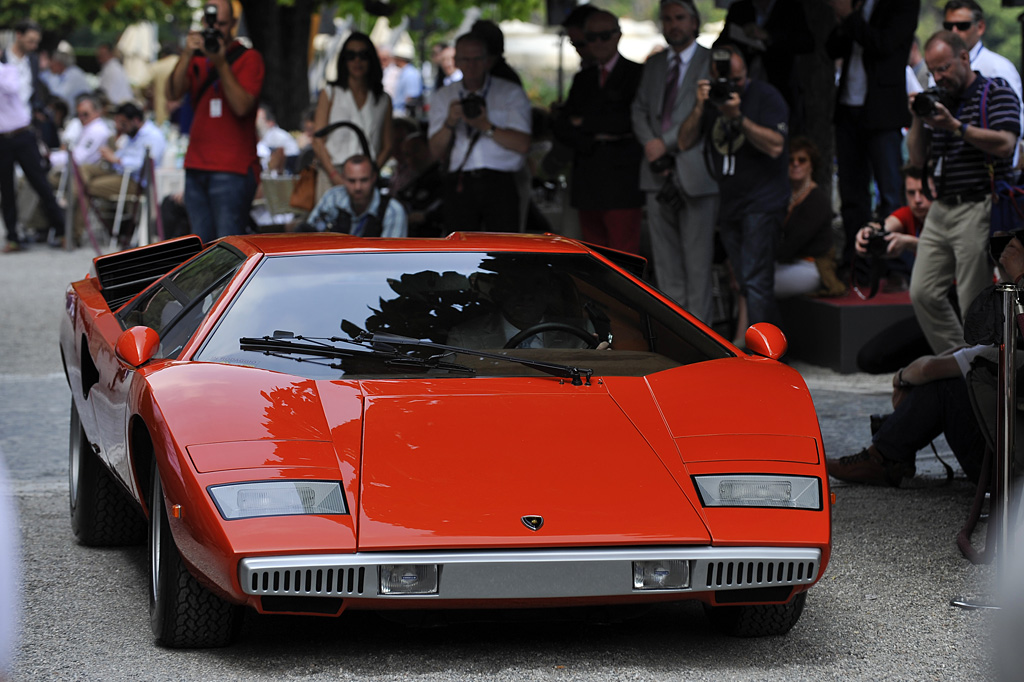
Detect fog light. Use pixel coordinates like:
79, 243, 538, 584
380, 564, 439, 595
633, 560, 689, 590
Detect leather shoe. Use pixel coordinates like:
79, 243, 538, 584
826, 445, 915, 487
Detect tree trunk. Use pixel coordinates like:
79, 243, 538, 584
240, 0, 314, 131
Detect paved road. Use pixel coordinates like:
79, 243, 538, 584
0, 247, 997, 680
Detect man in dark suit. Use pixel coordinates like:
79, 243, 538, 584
631, 0, 719, 323
826, 0, 920, 269
552, 10, 644, 254
721, 0, 814, 134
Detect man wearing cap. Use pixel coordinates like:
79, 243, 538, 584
553, 10, 644, 254
631, 0, 718, 323
392, 46, 424, 118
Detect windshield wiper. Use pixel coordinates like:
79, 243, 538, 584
239, 333, 475, 375
342, 326, 593, 386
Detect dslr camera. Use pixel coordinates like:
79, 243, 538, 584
460, 93, 486, 120
911, 87, 952, 118
201, 4, 222, 55
865, 227, 890, 257
708, 48, 737, 106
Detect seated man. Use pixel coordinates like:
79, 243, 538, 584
447, 267, 600, 350
828, 235, 1024, 486
301, 155, 407, 238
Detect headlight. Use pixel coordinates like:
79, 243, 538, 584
208, 480, 347, 520
693, 475, 821, 510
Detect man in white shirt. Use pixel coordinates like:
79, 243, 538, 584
63, 95, 112, 169
255, 104, 299, 171
96, 43, 134, 105
428, 31, 531, 232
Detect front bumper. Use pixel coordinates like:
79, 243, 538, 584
240, 546, 821, 600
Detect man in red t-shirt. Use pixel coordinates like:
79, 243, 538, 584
854, 165, 934, 260
168, 0, 264, 241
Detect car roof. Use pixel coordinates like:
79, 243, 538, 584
222, 232, 597, 257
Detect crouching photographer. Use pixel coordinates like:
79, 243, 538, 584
678, 42, 790, 329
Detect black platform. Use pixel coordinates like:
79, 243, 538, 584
778, 290, 916, 374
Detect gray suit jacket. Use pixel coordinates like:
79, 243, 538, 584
631, 45, 718, 197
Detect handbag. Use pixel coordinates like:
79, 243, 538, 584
289, 165, 317, 212
978, 78, 1024, 235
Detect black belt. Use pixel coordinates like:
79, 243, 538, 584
0, 125, 32, 138
460, 168, 513, 179
938, 189, 990, 206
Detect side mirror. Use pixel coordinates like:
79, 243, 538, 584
115, 326, 160, 367
744, 323, 787, 360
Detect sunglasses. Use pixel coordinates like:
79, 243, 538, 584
343, 49, 372, 61
942, 21, 974, 31
789, 156, 810, 166
583, 29, 618, 44
76, 110, 90, 118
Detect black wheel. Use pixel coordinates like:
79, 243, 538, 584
69, 401, 145, 546
149, 466, 241, 648
703, 591, 807, 637
504, 322, 599, 349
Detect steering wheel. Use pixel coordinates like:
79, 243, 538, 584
504, 322, 599, 349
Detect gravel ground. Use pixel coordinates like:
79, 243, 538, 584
0, 244, 1005, 680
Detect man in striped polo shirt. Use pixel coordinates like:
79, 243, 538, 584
907, 30, 1020, 354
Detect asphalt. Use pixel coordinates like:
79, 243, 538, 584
0, 243, 1003, 680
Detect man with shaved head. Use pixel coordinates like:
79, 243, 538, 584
168, 0, 265, 241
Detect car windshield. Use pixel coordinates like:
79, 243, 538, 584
196, 251, 730, 379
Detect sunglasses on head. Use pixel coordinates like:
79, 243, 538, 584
583, 29, 618, 44
942, 21, 974, 31
343, 49, 372, 61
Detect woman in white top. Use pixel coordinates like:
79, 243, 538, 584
313, 32, 393, 201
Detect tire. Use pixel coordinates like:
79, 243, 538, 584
149, 466, 242, 648
69, 401, 145, 546
703, 591, 807, 637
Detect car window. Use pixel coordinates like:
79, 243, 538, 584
197, 251, 730, 379
118, 244, 245, 358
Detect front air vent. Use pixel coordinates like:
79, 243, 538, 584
701, 560, 818, 590
248, 566, 366, 597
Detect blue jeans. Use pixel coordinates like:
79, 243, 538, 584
835, 105, 904, 265
720, 209, 783, 328
184, 169, 256, 242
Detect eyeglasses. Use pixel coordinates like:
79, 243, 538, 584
942, 21, 974, 31
343, 49, 372, 61
789, 156, 810, 166
583, 29, 619, 44
76, 110, 89, 118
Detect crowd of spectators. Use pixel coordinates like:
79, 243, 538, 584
4, 4, 1024, 490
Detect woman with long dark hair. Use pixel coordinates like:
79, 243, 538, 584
312, 32, 393, 200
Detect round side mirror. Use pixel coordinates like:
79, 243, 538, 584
744, 323, 787, 360
115, 326, 160, 367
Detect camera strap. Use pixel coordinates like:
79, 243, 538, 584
193, 43, 248, 105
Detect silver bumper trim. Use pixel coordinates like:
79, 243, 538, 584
239, 546, 821, 600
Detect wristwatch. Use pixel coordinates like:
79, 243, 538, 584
954, 122, 968, 138
483, 125, 496, 139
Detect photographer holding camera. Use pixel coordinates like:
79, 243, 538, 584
678, 42, 789, 331
630, 0, 718, 323
428, 31, 531, 233
906, 30, 1020, 354
168, 0, 264, 242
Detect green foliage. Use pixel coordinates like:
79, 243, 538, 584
1, 0, 191, 36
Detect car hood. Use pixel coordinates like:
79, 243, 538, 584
147, 358, 819, 551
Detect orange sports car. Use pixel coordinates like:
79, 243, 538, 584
60, 233, 831, 648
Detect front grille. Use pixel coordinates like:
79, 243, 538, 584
699, 559, 818, 590
248, 565, 367, 597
